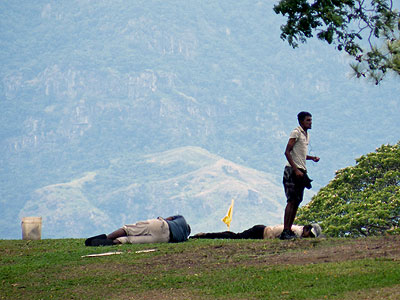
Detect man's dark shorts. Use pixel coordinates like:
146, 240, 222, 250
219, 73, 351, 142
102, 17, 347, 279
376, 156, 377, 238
283, 166, 306, 206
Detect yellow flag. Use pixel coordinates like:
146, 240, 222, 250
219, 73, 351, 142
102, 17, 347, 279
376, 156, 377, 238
222, 199, 234, 230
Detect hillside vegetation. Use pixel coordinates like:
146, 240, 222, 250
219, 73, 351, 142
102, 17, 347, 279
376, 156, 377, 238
298, 142, 400, 237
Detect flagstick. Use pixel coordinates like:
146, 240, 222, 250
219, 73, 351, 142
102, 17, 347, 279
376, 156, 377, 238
222, 198, 234, 231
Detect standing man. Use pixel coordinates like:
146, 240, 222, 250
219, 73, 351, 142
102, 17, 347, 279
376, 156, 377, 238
280, 111, 320, 240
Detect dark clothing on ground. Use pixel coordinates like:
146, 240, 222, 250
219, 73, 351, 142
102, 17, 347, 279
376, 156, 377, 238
165, 215, 191, 242
191, 225, 266, 240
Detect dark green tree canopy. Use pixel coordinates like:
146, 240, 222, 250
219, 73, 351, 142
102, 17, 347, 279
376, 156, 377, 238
274, 0, 400, 84
297, 142, 400, 237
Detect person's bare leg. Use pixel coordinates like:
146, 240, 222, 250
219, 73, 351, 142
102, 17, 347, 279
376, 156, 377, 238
284, 202, 299, 229
288, 203, 298, 229
283, 202, 294, 230
107, 228, 126, 242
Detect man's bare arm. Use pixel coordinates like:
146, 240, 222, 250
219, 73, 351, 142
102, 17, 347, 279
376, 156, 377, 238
307, 155, 320, 162
284, 138, 303, 177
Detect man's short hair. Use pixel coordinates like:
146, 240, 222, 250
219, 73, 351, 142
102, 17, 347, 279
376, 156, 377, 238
297, 111, 312, 122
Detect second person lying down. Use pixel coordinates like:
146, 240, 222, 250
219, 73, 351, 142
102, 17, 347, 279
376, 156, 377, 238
190, 223, 321, 240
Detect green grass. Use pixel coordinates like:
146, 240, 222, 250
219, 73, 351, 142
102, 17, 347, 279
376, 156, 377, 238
1, 237, 399, 299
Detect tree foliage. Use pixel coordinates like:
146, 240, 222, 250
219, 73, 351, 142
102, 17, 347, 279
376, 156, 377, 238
297, 142, 400, 237
273, 0, 400, 84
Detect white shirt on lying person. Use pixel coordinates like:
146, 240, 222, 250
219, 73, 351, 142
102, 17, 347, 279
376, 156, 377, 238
263, 224, 304, 239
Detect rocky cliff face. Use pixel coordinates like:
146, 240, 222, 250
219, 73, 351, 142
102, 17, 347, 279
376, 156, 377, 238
2, 66, 213, 153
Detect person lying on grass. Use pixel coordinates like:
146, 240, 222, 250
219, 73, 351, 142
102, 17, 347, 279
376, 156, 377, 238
85, 215, 190, 246
190, 223, 321, 240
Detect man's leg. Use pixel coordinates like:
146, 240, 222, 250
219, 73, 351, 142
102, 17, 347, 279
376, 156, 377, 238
282, 167, 298, 239
288, 182, 305, 229
280, 203, 297, 240
283, 201, 299, 231
86, 228, 126, 246
236, 225, 266, 239
281, 165, 306, 239
191, 231, 239, 239
116, 219, 170, 244
107, 228, 126, 242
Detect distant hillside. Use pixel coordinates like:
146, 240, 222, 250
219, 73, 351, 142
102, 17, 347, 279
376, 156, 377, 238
19, 147, 286, 238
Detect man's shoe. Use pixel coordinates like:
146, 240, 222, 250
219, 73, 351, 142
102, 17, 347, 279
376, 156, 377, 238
279, 229, 296, 240
90, 238, 115, 246
85, 234, 107, 246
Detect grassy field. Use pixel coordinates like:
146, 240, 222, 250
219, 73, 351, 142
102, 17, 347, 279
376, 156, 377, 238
1, 236, 400, 299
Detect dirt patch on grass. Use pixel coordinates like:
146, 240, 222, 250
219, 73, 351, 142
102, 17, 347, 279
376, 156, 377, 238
76, 235, 400, 300
137, 235, 400, 274
117, 235, 400, 300
80, 235, 400, 276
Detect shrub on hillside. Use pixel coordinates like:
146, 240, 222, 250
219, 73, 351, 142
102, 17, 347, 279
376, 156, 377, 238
297, 142, 400, 237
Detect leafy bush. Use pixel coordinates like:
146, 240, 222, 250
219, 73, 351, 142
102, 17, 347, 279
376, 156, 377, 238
297, 142, 400, 237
